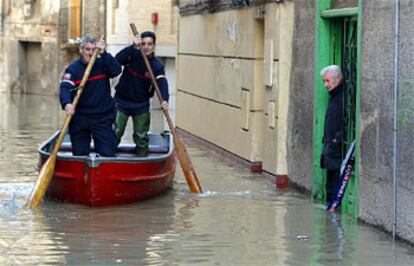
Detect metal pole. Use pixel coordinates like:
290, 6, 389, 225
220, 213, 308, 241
392, 0, 400, 240
0, 0, 3, 34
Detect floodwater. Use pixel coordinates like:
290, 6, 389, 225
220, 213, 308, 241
0, 93, 413, 265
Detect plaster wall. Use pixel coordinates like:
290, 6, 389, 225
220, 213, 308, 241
179, 9, 263, 58
261, 3, 294, 176
176, 8, 265, 162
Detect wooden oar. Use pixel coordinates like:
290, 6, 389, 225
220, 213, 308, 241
26, 35, 105, 209
130, 23, 202, 193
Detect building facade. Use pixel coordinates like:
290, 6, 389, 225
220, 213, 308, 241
105, 0, 179, 113
176, 0, 414, 243
1, 0, 412, 244
177, 0, 293, 181
0, 0, 106, 95
1, 0, 60, 94
0, 0, 177, 113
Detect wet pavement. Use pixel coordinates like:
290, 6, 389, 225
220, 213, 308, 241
0, 93, 413, 265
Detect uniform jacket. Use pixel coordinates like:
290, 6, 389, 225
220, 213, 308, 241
114, 45, 169, 112
59, 52, 122, 115
321, 83, 345, 170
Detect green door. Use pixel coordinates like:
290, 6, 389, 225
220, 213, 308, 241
313, 2, 361, 216
341, 17, 358, 214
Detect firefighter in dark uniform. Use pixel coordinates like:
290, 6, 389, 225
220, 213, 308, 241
59, 36, 122, 157
320, 65, 345, 203
114, 31, 169, 157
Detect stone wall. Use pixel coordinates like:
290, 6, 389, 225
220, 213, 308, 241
175, 0, 414, 244
104, 0, 178, 114
1, 0, 60, 95
0, 37, 4, 93
0, 0, 108, 95
179, 0, 282, 16
58, 0, 106, 77
106, 0, 178, 56
287, 1, 316, 189
360, 0, 414, 243
82, 0, 105, 37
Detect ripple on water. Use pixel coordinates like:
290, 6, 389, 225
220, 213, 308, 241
0, 182, 33, 212
0, 128, 52, 183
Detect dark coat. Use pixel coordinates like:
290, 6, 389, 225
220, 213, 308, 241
320, 83, 345, 170
59, 52, 122, 115
114, 45, 169, 112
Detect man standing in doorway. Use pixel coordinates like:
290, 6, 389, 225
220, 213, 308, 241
114, 31, 169, 157
320, 65, 345, 203
60, 36, 122, 157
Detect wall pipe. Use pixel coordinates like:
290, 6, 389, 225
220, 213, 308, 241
392, 0, 400, 240
0, 0, 3, 34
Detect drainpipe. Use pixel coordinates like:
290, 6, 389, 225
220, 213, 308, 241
103, 0, 107, 38
0, 0, 3, 34
392, 0, 400, 240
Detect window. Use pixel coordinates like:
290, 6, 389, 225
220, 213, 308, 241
69, 0, 82, 40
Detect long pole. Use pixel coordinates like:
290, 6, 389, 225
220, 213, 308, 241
26, 35, 105, 209
130, 23, 202, 193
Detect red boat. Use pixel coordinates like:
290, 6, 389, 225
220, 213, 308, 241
38, 131, 176, 206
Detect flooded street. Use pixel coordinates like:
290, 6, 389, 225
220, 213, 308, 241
0, 93, 413, 265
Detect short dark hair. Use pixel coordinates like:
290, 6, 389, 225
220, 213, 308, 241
140, 31, 156, 44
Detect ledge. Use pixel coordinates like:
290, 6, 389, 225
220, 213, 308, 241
321, 7, 358, 18
176, 127, 262, 173
60, 43, 79, 51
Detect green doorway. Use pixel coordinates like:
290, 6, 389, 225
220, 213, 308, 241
313, 1, 361, 216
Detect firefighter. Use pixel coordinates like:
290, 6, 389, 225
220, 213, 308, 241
59, 35, 122, 157
114, 31, 169, 157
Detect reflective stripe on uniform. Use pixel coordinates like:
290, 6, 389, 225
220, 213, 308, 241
127, 68, 151, 80
61, 79, 75, 86
73, 74, 108, 85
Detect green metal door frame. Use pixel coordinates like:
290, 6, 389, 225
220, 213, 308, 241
313, 0, 362, 217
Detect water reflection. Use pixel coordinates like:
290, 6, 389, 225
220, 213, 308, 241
42, 194, 176, 265
0, 93, 413, 265
0, 93, 62, 183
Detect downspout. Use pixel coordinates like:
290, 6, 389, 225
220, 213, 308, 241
392, 0, 400, 240
103, 0, 107, 38
0, 0, 3, 34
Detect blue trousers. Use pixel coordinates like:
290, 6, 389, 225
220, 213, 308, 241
69, 110, 117, 157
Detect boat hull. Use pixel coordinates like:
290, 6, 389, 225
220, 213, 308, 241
39, 132, 176, 206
